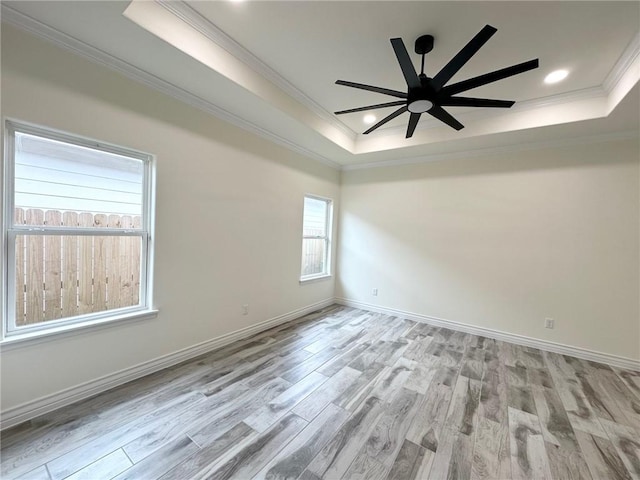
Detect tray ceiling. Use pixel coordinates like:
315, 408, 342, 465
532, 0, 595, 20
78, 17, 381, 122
2, 1, 639, 168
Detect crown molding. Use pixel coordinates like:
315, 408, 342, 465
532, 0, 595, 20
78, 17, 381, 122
157, 0, 356, 141
342, 130, 638, 171
603, 31, 640, 94
0, 4, 342, 170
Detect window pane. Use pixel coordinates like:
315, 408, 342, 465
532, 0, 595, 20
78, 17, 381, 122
14, 132, 144, 226
301, 238, 326, 276
303, 197, 327, 237
14, 234, 142, 327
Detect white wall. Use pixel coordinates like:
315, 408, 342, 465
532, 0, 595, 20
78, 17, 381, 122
0, 25, 340, 411
338, 139, 640, 361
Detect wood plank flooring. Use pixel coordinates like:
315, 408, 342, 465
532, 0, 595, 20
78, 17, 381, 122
2, 305, 640, 480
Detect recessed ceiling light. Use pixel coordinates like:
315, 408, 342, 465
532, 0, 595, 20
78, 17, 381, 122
363, 114, 377, 124
544, 69, 569, 84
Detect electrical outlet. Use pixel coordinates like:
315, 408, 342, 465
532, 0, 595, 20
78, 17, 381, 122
372, 288, 378, 296
242, 304, 249, 315
545, 318, 554, 329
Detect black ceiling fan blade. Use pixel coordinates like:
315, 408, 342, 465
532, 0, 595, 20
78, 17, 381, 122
336, 80, 407, 99
430, 24, 497, 90
363, 106, 408, 134
406, 113, 421, 138
390, 38, 421, 89
334, 100, 406, 115
442, 59, 539, 96
439, 97, 515, 108
427, 105, 464, 130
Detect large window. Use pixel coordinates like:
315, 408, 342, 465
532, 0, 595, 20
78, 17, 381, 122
3, 121, 154, 338
300, 195, 332, 280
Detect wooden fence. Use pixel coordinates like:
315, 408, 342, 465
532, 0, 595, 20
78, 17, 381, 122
14, 208, 141, 326
301, 238, 325, 276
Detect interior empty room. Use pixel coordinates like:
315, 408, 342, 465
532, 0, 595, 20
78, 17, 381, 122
1, 1, 639, 479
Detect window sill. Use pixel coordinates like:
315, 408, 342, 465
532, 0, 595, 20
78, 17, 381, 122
299, 274, 332, 284
0, 309, 159, 351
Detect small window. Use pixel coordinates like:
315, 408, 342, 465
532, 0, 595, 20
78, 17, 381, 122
300, 195, 332, 280
3, 121, 154, 338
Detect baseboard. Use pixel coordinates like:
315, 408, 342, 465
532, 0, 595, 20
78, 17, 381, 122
0, 298, 335, 431
5, 297, 636, 430
336, 297, 640, 371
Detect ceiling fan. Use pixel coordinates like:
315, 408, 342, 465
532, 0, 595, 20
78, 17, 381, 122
334, 25, 539, 138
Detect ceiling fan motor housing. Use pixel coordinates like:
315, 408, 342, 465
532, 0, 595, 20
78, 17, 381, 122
407, 79, 436, 113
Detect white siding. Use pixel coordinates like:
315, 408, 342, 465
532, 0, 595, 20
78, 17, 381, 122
15, 133, 143, 216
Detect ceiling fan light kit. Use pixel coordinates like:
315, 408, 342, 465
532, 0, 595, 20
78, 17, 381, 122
335, 25, 540, 138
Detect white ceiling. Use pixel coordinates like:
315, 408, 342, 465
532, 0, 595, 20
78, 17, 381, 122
2, 1, 639, 168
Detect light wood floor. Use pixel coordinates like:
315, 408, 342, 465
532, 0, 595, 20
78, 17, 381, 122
2, 306, 640, 480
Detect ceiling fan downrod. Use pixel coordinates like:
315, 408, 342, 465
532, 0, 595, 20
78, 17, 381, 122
414, 34, 434, 77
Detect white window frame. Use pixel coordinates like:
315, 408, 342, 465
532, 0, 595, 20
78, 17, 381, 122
1, 120, 156, 342
300, 194, 333, 282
